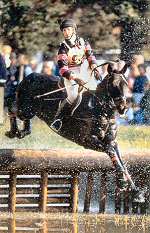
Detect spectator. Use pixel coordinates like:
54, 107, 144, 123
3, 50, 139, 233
146, 65, 150, 82
5, 52, 31, 138
42, 61, 54, 76
116, 98, 134, 125
4, 52, 19, 101
17, 54, 29, 82
5, 52, 20, 138
132, 64, 149, 105
140, 86, 150, 125
1, 45, 12, 68
24, 57, 39, 77
0, 53, 7, 81
127, 67, 135, 93
0, 52, 7, 125
52, 55, 60, 76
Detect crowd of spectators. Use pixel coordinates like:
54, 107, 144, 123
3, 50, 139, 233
0, 44, 150, 126
115, 59, 150, 126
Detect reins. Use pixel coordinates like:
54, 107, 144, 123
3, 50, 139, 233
34, 60, 127, 109
34, 80, 103, 106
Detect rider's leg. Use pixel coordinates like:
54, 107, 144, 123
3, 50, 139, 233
51, 79, 79, 132
50, 98, 72, 131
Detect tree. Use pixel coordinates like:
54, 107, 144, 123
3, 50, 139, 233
0, 0, 149, 58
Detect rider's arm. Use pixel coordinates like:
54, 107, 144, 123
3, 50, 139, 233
84, 40, 97, 70
57, 43, 75, 80
84, 40, 100, 80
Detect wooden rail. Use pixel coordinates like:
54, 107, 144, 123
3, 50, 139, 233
0, 149, 149, 214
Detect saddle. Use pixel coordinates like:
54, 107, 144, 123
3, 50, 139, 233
71, 91, 96, 118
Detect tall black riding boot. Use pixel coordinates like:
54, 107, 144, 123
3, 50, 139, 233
5, 117, 19, 138
50, 99, 72, 132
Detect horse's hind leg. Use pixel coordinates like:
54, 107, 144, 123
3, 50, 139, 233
5, 97, 20, 138
5, 115, 18, 138
18, 120, 31, 139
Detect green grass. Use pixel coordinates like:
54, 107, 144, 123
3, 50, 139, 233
117, 125, 150, 152
0, 116, 150, 152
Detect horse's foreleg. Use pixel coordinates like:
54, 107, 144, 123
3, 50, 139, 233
104, 142, 128, 190
113, 142, 146, 203
102, 122, 145, 202
113, 142, 136, 190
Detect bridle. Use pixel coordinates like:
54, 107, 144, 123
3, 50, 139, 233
104, 72, 128, 110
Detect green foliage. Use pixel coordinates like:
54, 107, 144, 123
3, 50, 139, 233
0, 0, 149, 57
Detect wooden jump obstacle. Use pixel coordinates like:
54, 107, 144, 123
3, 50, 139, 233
0, 149, 149, 214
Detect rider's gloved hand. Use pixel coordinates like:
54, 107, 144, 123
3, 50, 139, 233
74, 78, 86, 86
94, 68, 101, 81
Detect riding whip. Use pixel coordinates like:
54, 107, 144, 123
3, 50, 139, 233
34, 86, 66, 99
34, 83, 77, 99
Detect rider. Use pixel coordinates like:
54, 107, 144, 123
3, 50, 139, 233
51, 18, 100, 131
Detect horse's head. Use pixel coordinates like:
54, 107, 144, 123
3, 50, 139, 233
106, 63, 129, 114
96, 63, 129, 115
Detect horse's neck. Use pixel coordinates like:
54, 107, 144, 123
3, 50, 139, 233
95, 80, 116, 119
95, 79, 109, 104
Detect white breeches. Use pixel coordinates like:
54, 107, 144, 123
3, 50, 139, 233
65, 60, 98, 104
64, 79, 79, 104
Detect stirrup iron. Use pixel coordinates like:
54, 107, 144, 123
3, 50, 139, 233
50, 119, 62, 132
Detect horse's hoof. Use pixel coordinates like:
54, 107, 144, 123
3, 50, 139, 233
17, 130, 31, 139
5, 131, 18, 138
132, 188, 146, 203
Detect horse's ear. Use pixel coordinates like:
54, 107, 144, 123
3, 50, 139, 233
107, 64, 113, 74
120, 64, 128, 74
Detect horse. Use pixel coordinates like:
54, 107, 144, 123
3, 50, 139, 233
15, 64, 145, 202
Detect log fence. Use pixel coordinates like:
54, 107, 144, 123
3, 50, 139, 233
0, 149, 149, 214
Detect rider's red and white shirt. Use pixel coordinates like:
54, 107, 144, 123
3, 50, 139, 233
57, 37, 97, 80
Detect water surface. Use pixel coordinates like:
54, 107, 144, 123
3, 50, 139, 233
0, 213, 150, 233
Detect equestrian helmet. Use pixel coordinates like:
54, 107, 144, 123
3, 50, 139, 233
59, 19, 77, 31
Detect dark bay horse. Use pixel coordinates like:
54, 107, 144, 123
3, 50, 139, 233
15, 64, 144, 202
